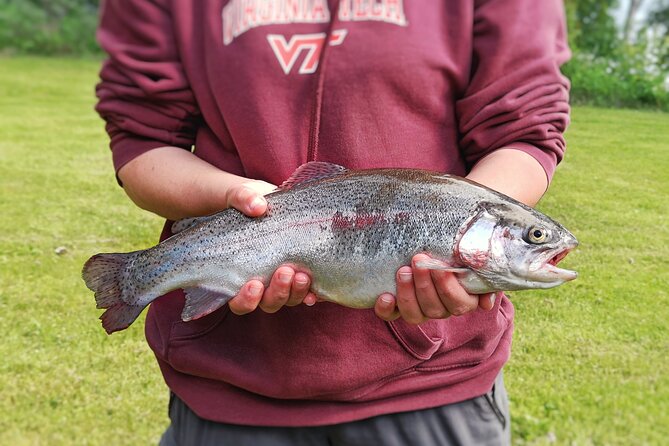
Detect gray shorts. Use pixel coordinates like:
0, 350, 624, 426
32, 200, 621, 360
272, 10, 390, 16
160, 373, 510, 446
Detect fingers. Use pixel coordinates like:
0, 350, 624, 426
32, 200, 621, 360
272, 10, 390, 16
258, 267, 294, 313
378, 254, 495, 325
410, 259, 454, 322
478, 292, 497, 311
424, 267, 479, 317
226, 183, 270, 217
374, 293, 401, 321
302, 292, 318, 306
230, 267, 314, 315
395, 267, 429, 324
227, 184, 267, 216
228, 280, 264, 315
286, 272, 312, 306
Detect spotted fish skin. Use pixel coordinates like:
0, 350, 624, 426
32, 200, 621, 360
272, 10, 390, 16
82, 163, 578, 334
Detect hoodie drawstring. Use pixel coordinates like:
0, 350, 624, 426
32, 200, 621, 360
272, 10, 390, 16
306, 0, 341, 162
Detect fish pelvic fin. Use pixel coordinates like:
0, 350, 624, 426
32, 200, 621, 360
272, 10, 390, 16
182, 286, 234, 321
82, 253, 145, 334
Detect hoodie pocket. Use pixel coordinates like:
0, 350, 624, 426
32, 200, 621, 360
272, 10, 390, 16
414, 298, 513, 372
160, 299, 512, 402
163, 303, 448, 401
168, 306, 230, 341
387, 319, 443, 360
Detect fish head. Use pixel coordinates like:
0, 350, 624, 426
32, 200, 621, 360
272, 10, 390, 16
455, 203, 578, 291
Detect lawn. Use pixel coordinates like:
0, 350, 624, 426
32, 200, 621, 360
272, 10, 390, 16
1, 57, 667, 445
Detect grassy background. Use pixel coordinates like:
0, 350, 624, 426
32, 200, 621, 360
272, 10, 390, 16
1, 57, 667, 445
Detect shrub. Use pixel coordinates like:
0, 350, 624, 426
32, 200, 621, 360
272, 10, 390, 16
0, 0, 100, 55
564, 44, 669, 111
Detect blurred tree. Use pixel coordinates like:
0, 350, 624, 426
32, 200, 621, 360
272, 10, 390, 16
563, 0, 669, 110
623, 0, 643, 42
647, 0, 669, 70
569, 0, 620, 57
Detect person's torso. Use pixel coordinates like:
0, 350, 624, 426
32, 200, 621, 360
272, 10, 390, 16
170, 0, 475, 182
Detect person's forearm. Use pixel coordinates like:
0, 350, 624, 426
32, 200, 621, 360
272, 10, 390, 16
465, 148, 549, 207
117, 146, 273, 220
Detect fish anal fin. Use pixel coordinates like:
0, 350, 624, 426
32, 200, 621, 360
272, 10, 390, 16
278, 162, 348, 191
182, 286, 233, 321
414, 258, 470, 274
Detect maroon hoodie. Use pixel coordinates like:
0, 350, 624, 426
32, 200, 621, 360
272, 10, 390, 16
96, 0, 570, 426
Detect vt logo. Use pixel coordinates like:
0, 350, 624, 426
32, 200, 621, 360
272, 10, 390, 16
267, 29, 348, 75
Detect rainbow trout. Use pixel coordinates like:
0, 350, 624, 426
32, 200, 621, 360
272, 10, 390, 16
83, 162, 578, 334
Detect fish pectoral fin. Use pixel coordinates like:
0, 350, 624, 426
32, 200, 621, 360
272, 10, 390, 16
182, 286, 234, 321
414, 258, 470, 274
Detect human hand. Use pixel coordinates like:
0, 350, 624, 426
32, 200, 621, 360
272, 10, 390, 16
374, 254, 497, 324
228, 267, 318, 315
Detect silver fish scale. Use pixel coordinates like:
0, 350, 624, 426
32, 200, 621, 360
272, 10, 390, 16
122, 171, 495, 309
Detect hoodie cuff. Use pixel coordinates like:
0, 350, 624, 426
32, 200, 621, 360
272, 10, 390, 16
109, 131, 191, 186
500, 142, 558, 185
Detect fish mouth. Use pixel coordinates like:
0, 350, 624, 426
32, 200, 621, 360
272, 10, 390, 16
545, 248, 578, 281
528, 247, 578, 284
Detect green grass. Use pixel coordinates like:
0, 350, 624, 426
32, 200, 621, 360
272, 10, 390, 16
0, 57, 167, 445
508, 107, 669, 444
1, 57, 668, 445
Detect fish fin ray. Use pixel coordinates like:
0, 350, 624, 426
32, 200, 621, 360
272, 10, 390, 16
278, 162, 348, 190
182, 286, 233, 321
82, 252, 147, 334
414, 258, 470, 273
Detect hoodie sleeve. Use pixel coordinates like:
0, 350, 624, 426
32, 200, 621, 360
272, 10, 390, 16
95, 0, 200, 175
455, 0, 571, 182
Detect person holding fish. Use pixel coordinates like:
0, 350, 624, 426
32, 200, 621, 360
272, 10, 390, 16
93, 0, 573, 444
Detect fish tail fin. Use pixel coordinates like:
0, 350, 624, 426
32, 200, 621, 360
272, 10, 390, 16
82, 253, 145, 334
99, 302, 145, 335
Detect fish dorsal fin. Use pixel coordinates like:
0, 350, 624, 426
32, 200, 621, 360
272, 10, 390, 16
278, 162, 348, 191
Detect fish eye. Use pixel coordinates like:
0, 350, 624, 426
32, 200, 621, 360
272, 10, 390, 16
526, 226, 548, 244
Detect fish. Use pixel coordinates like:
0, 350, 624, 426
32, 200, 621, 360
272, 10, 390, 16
82, 161, 578, 334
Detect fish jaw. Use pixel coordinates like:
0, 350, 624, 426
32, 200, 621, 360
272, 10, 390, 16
524, 240, 579, 288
